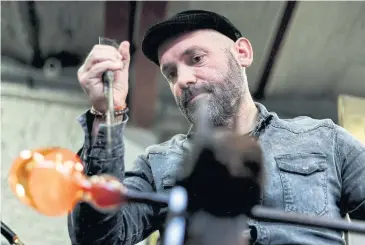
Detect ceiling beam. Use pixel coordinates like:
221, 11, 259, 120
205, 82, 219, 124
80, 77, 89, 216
253, 1, 298, 100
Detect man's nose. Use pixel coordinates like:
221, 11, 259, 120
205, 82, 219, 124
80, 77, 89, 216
176, 66, 196, 89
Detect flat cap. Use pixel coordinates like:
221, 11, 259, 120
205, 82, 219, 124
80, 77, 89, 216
142, 10, 242, 66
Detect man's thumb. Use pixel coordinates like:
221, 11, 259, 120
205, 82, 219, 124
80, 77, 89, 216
118, 41, 131, 69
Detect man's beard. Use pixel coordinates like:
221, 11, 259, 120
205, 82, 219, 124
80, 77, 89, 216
175, 53, 245, 127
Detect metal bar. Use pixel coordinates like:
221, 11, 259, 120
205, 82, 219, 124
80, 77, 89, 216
1, 221, 25, 245
98, 37, 121, 158
1, 221, 16, 244
125, 189, 169, 206
27, 1, 43, 68
102, 70, 115, 158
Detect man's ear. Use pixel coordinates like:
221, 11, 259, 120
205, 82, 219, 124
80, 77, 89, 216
234, 37, 253, 68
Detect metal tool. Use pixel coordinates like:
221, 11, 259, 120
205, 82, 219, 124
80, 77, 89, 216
98, 37, 119, 158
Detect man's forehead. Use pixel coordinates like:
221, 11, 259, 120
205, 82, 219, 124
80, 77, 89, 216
158, 30, 227, 64
159, 31, 209, 55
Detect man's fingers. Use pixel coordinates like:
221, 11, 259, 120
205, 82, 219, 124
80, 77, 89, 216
87, 60, 124, 79
118, 41, 131, 69
84, 45, 122, 71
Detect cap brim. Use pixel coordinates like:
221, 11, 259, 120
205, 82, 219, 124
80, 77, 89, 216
142, 13, 241, 66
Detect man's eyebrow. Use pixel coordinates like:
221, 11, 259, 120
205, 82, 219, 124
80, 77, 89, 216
182, 46, 207, 57
161, 46, 208, 73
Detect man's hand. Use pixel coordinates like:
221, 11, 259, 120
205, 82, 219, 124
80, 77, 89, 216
78, 41, 131, 113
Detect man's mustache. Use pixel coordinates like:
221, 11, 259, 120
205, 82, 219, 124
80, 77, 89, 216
180, 85, 213, 107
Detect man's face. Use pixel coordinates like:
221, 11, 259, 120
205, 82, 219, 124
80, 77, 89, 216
158, 30, 252, 127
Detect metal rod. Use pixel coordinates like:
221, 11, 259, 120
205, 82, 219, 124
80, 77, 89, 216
1, 221, 25, 245
125, 189, 169, 206
99, 37, 116, 159
103, 70, 115, 158
1, 221, 16, 244
251, 206, 365, 234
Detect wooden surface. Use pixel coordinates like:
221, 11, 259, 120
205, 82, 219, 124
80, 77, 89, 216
337, 94, 365, 245
338, 94, 365, 144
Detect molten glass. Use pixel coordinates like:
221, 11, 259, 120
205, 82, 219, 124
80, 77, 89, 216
8, 147, 127, 216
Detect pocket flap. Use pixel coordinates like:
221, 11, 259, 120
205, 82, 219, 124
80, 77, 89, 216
275, 153, 327, 175
162, 175, 175, 187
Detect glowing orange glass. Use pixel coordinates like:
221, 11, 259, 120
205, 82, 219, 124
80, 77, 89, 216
8, 147, 126, 216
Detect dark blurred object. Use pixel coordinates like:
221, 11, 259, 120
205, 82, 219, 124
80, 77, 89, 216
186, 211, 249, 245
177, 132, 261, 245
176, 131, 264, 218
172, 102, 260, 245
176, 101, 264, 218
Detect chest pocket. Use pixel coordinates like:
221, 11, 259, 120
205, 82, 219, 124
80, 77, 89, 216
149, 153, 182, 192
275, 153, 328, 216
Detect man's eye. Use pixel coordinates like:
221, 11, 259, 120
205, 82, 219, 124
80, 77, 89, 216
192, 55, 204, 64
167, 71, 176, 80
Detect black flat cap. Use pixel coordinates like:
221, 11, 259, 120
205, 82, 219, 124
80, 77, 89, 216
142, 10, 242, 66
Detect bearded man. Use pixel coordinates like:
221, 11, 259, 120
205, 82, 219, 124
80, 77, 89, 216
68, 10, 365, 245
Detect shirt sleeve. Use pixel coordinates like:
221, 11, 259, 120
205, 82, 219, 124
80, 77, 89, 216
68, 110, 165, 245
335, 124, 365, 220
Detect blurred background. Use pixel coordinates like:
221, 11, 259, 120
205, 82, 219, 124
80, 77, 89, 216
1, 1, 364, 245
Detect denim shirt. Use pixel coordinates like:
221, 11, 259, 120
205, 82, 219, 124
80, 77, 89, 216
68, 103, 365, 245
